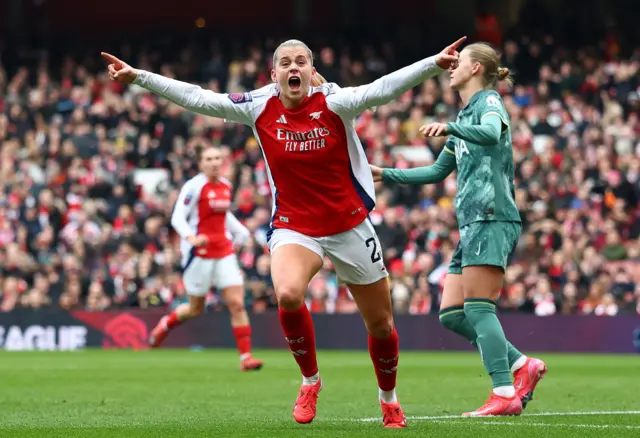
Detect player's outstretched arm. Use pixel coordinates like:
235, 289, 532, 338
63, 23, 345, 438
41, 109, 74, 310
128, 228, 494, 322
328, 37, 465, 117
421, 114, 504, 146
101, 52, 254, 125
446, 113, 504, 145
372, 145, 456, 185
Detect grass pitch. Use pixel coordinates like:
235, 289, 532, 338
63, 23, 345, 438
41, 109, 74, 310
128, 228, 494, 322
0, 350, 639, 437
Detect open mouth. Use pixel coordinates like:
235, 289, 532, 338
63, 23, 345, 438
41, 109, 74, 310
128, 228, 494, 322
288, 76, 301, 91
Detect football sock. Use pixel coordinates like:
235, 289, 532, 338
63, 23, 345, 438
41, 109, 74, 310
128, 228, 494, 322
379, 388, 398, 404
440, 305, 525, 371
368, 326, 399, 400
232, 325, 252, 358
507, 346, 525, 372
302, 372, 320, 386
511, 354, 528, 373
493, 385, 516, 398
439, 305, 477, 343
165, 311, 181, 330
463, 299, 513, 389
278, 304, 319, 378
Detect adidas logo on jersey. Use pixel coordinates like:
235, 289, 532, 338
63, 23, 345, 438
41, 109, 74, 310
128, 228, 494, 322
276, 115, 288, 124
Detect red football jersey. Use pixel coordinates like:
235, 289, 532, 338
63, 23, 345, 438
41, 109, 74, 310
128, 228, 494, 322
135, 56, 443, 238
172, 175, 234, 260
254, 92, 369, 237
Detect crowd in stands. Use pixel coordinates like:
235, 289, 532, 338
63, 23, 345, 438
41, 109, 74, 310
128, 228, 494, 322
0, 32, 638, 316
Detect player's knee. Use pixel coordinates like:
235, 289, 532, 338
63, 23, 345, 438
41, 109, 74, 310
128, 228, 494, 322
366, 314, 394, 339
276, 285, 306, 310
226, 296, 245, 315
189, 300, 205, 317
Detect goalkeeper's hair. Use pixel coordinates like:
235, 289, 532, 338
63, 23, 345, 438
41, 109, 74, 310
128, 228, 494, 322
273, 39, 314, 67
465, 42, 513, 88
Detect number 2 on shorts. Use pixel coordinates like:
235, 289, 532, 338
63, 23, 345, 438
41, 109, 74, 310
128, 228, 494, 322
365, 237, 382, 263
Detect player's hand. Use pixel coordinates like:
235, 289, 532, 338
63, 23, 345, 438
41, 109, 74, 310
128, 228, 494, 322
435, 36, 466, 69
187, 235, 209, 247
419, 123, 449, 137
370, 165, 383, 183
101, 52, 138, 84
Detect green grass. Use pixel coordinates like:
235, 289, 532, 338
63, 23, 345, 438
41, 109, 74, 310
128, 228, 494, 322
0, 350, 639, 437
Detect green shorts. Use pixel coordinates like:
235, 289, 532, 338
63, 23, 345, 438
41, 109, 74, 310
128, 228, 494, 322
448, 221, 522, 275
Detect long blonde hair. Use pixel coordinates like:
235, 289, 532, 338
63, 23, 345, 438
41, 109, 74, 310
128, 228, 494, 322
465, 42, 513, 88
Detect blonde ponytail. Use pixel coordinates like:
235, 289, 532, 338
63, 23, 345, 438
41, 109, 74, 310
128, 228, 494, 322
465, 42, 514, 88
311, 72, 327, 86
496, 67, 513, 87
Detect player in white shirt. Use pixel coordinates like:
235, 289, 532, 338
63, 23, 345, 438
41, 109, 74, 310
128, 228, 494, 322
149, 145, 263, 371
102, 37, 464, 427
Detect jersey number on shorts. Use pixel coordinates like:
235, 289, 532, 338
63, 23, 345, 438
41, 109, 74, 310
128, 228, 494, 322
365, 238, 382, 263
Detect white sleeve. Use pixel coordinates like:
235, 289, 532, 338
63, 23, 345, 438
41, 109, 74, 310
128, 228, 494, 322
171, 182, 198, 239
133, 70, 256, 125
326, 56, 444, 119
225, 211, 250, 246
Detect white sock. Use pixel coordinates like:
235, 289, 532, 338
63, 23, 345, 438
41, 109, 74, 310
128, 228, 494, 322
379, 388, 397, 404
240, 353, 251, 361
493, 386, 516, 398
302, 372, 320, 386
510, 355, 528, 373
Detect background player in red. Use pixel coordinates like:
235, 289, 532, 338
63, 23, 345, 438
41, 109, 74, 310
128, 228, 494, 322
148, 145, 263, 372
102, 37, 463, 428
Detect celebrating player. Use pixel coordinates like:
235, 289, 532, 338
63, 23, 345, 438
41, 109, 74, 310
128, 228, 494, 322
371, 42, 547, 417
101, 36, 464, 428
148, 144, 263, 372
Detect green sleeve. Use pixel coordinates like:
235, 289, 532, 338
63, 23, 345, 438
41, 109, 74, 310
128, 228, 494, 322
382, 147, 456, 185
446, 113, 503, 146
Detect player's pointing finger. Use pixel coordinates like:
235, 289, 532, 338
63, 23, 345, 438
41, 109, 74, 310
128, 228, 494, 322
101, 52, 122, 66
447, 36, 467, 52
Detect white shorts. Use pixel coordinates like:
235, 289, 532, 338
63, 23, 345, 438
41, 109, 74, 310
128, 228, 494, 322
182, 254, 244, 296
268, 219, 388, 285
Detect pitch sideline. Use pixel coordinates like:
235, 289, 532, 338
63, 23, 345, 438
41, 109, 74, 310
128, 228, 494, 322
356, 410, 640, 424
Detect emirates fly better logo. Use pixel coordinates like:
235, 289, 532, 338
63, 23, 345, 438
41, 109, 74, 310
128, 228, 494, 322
277, 127, 330, 152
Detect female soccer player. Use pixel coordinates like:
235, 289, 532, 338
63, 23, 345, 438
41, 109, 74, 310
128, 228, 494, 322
371, 42, 547, 417
101, 37, 464, 427
148, 145, 263, 372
